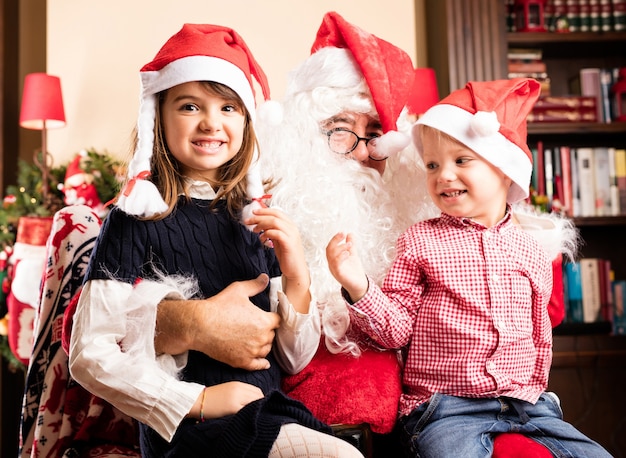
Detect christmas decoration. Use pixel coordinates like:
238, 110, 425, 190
0, 149, 122, 371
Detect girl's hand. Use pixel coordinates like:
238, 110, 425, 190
326, 232, 368, 302
244, 207, 310, 312
192, 382, 264, 420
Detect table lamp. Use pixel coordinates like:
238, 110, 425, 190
19, 73, 66, 206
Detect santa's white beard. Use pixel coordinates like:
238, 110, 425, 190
258, 94, 437, 355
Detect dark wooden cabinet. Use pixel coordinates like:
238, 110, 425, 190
425, 1, 626, 455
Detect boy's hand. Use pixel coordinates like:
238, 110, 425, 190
326, 232, 368, 302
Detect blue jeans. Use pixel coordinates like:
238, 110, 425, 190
398, 393, 613, 458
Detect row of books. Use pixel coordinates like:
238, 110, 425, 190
563, 259, 626, 335
506, 0, 626, 33
528, 95, 598, 122
576, 67, 622, 123
530, 144, 626, 217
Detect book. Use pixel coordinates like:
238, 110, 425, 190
615, 148, 626, 215
576, 147, 596, 217
536, 141, 546, 196
564, 262, 584, 323
580, 68, 604, 122
608, 147, 620, 215
527, 109, 597, 123
533, 96, 597, 109
508, 60, 547, 74
593, 147, 612, 216
507, 48, 543, 60
570, 148, 581, 217
545, 147, 554, 207
612, 279, 626, 335
560, 146, 574, 217
579, 258, 602, 323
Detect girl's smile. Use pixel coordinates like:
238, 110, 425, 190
162, 81, 245, 183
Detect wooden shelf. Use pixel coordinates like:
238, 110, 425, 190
572, 216, 626, 227
508, 31, 626, 45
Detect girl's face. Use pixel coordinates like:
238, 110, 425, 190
421, 128, 511, 227
161, 81, 245, 183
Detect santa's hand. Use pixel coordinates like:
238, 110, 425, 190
326, 232, 368, 302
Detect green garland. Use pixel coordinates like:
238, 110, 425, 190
0, 148, 121, 372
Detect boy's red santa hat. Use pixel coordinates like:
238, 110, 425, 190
117, 23, 273, 218
413, 78, 540, 203
286, 12, 415, 159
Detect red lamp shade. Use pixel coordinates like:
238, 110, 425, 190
407, 68, 440, 116
20, 73, 66, 130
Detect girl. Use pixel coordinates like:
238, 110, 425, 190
69, 23, 362, 458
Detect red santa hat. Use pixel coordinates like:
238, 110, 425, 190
64, 152, 84, 185
117, 23, 272, 218
288, 12, 415, 159
413, 78, 541, 203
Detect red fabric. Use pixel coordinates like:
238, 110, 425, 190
493, 433, 553, 457
282, 339, 402, 434
311, 11, 414, 134
548, 254, 565, 327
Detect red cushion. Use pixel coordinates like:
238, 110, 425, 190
282, 340, 401, 434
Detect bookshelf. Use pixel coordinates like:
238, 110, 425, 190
425, 1, 626, 454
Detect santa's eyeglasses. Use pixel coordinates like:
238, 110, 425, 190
324, 128, 387, 161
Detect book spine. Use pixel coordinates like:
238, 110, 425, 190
564, 262, 584, 323
613, 280, 626, 335
613, 0, 626, 31
560, 146, 574, 217
600, 0, 613, 31
567, 0, 582, 31
609, 147, 620, 215
580, 0, 592, 30
580, 68, 603, 122
571, 148, 582, 216
593, 147, 611, 216
589, 0, 602, 30
614, 148, 626, 214
600, 68, 614, 122
580, 258, 602, 322
545, 148, 555, 208
577, 147, 597, 216
537, 141, 546, 197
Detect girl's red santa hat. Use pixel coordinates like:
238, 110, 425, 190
413, 78, 541, 203
286, 11, 415, 159
117, 23, 274, 218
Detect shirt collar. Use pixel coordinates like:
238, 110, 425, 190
184, 179, 219, 200
441, 205, 512, 230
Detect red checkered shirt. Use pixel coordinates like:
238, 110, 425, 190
348, 211, 554, 417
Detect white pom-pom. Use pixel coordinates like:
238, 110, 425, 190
470, 111, 500, 137
369, 131, 411, 159
117, 179, 168, 217
241, 200, 263, 231
256, 100, 283, 126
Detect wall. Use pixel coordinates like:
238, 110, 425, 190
46, 0, 425, 164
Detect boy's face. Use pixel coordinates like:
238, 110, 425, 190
421, 128, 511, 228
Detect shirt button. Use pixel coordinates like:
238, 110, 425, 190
487, 361, 496, 371
492, 273, 500, 282
498, 320, 506, 330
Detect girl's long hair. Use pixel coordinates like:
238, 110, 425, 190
128, 81, 258, 221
